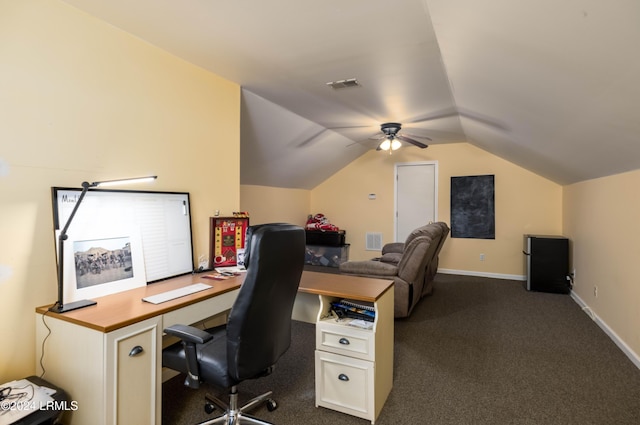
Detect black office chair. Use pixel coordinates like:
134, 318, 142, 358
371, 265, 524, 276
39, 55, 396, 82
163, 223, 305, 425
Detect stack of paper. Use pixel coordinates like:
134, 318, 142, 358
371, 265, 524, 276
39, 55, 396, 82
0, 379, 55, 425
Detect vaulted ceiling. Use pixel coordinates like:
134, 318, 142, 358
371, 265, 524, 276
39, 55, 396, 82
61, 0, 640, 189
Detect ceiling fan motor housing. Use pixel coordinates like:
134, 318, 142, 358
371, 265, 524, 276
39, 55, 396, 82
381, 122, 402, 136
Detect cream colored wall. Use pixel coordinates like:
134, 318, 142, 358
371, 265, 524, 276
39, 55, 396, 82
311, 143, 563, 277
563, 170, 640, 362
240, 185, 310, 226
0, 0, 240, 381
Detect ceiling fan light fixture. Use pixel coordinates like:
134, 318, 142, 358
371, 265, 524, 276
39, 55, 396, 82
379, 138, 391, 151
379, 137, 401, 152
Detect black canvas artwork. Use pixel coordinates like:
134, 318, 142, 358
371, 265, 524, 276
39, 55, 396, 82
451, 175, 495, 239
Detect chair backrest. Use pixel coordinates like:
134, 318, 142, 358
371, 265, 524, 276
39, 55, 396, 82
242, 222, 289, 269
425, 222, 450, 281
226, 223, 305, 381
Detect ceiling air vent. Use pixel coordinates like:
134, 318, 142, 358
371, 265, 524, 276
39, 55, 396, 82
326, 78, 360, 89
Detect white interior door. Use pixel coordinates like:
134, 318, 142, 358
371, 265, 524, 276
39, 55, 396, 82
395, 162, 437, 242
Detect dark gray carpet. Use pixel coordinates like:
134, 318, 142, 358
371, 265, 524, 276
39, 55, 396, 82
162, 274, 640, 424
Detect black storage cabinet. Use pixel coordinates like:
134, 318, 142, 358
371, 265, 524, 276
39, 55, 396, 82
305, 230, 346, 246
523, 235, 570, 294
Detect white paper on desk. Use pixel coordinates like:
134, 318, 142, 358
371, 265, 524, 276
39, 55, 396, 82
215, 266, 246, 274
0, 379, 54, 425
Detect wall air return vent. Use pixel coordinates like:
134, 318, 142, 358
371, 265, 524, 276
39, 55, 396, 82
326, 78, 360, 89
366, 232, 383, 251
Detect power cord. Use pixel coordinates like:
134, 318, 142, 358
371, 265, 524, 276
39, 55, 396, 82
567, 272, 575, 289
38, 309, 53, 379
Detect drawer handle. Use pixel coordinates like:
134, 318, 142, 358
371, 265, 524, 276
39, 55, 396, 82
338, 373, 349, 382
338, 338, 350, 345
129, 345, 144, 357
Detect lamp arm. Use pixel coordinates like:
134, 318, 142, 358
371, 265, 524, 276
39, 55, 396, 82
59, 181, 92, 237
51, 175, 155, 312
55, 181, 93, 308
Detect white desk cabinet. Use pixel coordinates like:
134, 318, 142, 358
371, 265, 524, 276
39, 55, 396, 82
297, 272, 394, 424
35, 315, 162, 425
107, 318, 161, 424
35, 274, 241, 425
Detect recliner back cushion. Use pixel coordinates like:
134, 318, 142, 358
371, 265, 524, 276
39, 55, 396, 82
403, 223, 443, 248
397, 235, 433, 283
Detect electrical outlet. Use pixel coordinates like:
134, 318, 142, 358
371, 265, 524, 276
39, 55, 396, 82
572, 269, 576, 280
479, 253, 485, 262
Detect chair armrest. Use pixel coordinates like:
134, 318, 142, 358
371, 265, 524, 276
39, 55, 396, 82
379, 252, 402, 265
382, 242, 404, 255
164, 324, 213, 344
164, 324, 214, 389
339, 259, 398, 278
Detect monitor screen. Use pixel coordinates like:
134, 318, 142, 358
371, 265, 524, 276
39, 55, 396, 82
52, 187, 194, 284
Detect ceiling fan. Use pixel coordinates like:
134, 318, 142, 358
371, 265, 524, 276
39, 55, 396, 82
371, 122, 430, 152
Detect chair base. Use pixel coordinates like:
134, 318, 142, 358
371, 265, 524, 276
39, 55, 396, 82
198, 386, 276, 425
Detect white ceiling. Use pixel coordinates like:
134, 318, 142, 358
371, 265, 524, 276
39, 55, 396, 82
60, 0, 640, 189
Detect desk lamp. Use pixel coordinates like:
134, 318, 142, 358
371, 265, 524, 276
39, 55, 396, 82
50, 176, 157, 313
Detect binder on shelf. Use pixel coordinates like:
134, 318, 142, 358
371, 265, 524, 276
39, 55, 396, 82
340, 299, 374, 311
330, 299, 375, 322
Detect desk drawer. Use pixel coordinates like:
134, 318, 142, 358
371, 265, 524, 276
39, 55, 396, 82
162, 289, 238, 329
315, 350, 374, 421
317, 320, 374, 361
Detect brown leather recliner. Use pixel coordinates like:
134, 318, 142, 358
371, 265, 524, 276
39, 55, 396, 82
338, 222, 449, 318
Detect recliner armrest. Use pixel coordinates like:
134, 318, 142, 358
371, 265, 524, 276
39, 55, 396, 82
164, 324, 213, 344
339, 259, 398, 277
382, 242, 404, 255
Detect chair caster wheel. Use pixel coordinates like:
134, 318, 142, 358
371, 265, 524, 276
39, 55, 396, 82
204, 402, 216, 414
266, 399, 277, 412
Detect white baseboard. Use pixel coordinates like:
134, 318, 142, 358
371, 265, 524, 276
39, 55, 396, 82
438, 268, 526, 281
570, 291, 640, 370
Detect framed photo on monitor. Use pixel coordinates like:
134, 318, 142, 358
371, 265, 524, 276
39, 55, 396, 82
57, 228, 146, 303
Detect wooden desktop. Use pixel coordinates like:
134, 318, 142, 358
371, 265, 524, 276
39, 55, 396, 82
35, 270, 393, 424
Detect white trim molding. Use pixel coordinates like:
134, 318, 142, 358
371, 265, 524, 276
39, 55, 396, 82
438, 268, 526, 281
570, 291, 640, 370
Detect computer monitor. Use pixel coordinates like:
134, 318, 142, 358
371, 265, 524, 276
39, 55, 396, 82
52, 187, 195, 284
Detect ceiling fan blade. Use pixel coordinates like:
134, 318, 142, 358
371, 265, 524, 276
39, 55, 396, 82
296, 128, 327, 147
406, 107, 509, 132
401, 132, 432, 141
397, 135, 428, 149
404, 109, 458, 124
327, 124, 376, 130
457, 109, 509, 131
368, 133, 385, 140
